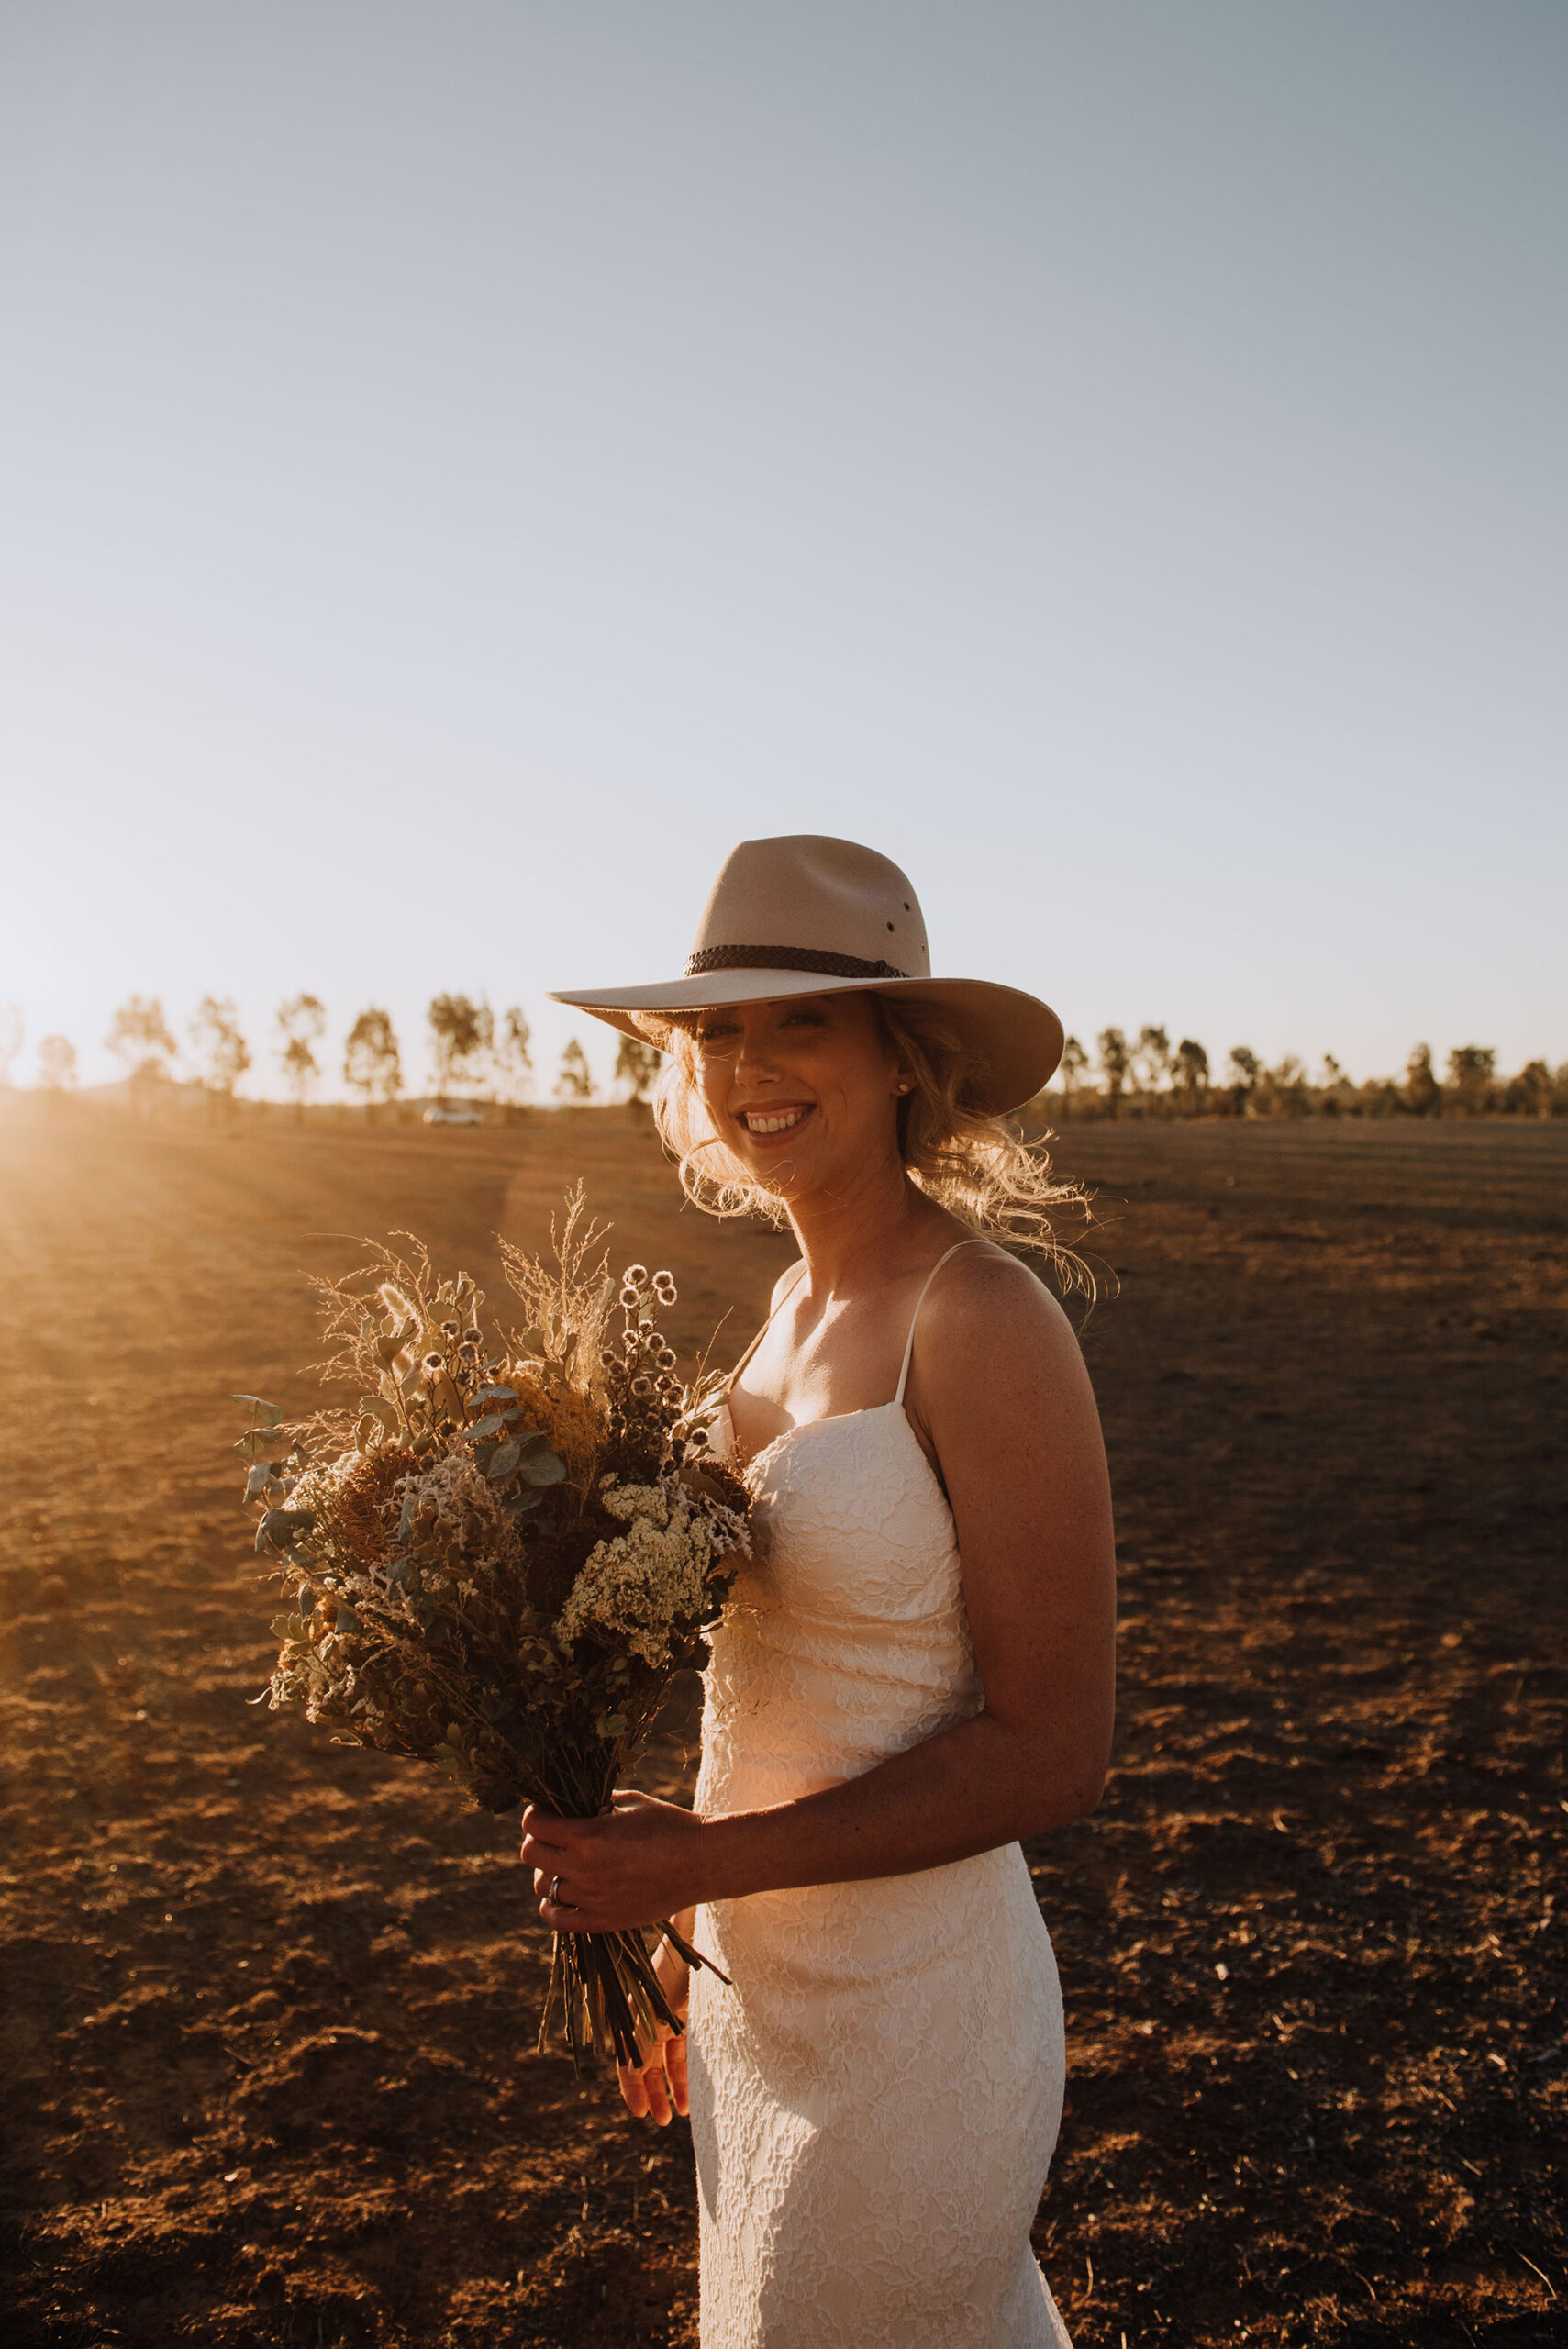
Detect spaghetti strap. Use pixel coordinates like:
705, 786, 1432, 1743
894, 1240, 990, 1406
726, 1260, 809, 1397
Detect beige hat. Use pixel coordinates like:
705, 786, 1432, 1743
550, 834, 1063, 1115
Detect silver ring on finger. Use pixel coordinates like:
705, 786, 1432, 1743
548, 1874, 564, 1906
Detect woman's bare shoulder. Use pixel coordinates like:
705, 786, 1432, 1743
917, 1243, 1086, 1396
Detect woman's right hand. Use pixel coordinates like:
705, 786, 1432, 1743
617, 1923, 692, 2126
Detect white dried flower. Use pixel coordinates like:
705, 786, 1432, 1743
553, 1476, 717, 1670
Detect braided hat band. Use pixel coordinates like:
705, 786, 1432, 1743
686, 944, 908, 982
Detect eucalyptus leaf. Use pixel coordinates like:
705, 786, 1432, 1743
256, 1507, 317, 1556
473, 1385, 520, 1408
486, 1440, 521, 1478
517, 1446, 566, 1487
234, 1429, 286, 1463
233, 1394, 287, 1427
467, 1413, 506, 1442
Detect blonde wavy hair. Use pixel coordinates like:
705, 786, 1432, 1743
650, 994, 1095, 1294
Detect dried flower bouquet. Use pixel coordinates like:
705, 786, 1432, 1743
237, 1187, 748, 2067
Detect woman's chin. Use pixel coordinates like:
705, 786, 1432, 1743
728, 1115, 819, 1186
736, 1153, 808, 1198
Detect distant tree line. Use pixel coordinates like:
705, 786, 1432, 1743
1042, 1026, 1567, 1121
0, 996, 664, 1113
2, 997, 1559, 1123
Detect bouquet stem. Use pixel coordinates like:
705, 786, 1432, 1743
538, 1918, 732, 2070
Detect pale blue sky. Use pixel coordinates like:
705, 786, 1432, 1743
1, 1, 1562, 1095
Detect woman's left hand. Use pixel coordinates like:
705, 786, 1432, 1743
521, 1789, 706, 1932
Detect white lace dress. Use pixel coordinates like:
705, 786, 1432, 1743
687, 1251, 1073, 2348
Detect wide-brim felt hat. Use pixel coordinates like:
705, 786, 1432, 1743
550, 834, 1063, 1117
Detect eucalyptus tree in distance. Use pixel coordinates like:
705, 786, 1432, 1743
276, 994, 328, 1120
189, 995, 251, 1120
427, 994, 494, 1102
1173, 1038, 1209, 1116
615, 1034, 663, 1107
106, 995, 177, 1114
1096, 1027, 1129, 1119
1227, 1046, 1262, 1117
1133, 1024, 1171, 1105
343, 1008, 403, 1119
1056, 1035, 1088, 1119
1446, 1045, 1496, 1119
555, 1038, 595, 1106
493, 1007, 534, 1113
36, 1035, 77, 1090
1403, 1044, 1440, 1118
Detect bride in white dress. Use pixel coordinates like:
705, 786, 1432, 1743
523, 838, 1116, 2347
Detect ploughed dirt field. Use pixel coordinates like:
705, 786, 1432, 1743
1, 1105, 1562, 2348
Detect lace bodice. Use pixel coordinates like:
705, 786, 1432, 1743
699, 1399, 984, 1811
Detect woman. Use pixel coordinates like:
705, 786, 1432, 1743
522, 835, 1116, 2347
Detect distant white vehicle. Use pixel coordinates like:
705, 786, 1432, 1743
422, 1104, 484, 1127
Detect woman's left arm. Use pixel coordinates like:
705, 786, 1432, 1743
522, 1254, 1117, 1928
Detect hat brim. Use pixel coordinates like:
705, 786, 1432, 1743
549, 971, 1063, 1117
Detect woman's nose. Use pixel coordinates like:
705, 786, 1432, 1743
734, 1033, 782, 1085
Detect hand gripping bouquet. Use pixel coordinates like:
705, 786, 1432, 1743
236, 1189, 749, 2067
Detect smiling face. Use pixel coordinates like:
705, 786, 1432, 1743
692, 993, 909, 1204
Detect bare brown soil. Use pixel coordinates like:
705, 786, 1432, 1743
0, 1105, 1562, 2348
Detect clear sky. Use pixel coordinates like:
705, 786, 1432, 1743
2, 1, 1563, 1097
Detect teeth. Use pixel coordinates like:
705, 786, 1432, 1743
743, 1108, 807, 1135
